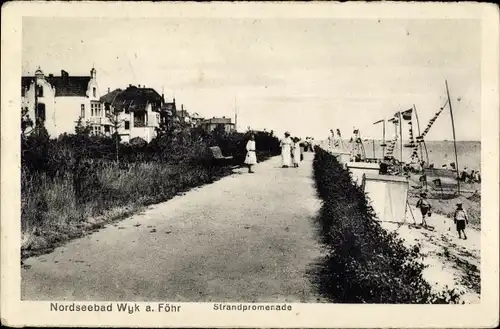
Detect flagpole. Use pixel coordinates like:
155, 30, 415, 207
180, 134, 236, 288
372, 139, 375, 159
446, 80, 460, 195
382, 120, 386, 159
413, 104, 423, 160
399, 111, 403, 175
413, 104, 429, 165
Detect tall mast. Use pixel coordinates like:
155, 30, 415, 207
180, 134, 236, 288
413, 104, 428, 164
446, 80, 460, 194
234, 96, 238, 132
382, 120, 386, 158
399, 111, 403, 175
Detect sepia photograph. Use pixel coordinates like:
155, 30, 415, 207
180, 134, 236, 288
2, 2, 499, 328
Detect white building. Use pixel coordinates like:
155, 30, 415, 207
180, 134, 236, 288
199, 117, 235, 133
21, 67, 101, 137
99, 85, 162, 143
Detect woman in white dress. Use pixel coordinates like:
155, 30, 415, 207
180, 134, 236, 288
280, 132, 293, 168
244, 134, 257, 173
293, 137, 302, 167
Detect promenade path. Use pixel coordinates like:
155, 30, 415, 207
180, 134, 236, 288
22, 153, 325, 302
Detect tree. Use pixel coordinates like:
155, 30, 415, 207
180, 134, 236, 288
21, 107, 34, 137
105, 97, 129, 164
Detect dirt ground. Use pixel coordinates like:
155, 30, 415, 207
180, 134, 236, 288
379, 206, 480, 303
22, 153, 327, 302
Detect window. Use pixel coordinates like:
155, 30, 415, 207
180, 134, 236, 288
134, 112, 146, 127
90, 102, 102, 117
124, 121, 130, 130
81, 104, 85, 118
36, 103, 46, 123
105, 104, 110, 116
37, 85, 44, 97
93, 87, 96, 98
104, 126, 110, 133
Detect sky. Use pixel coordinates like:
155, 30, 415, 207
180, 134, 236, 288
22, 17, 481, 141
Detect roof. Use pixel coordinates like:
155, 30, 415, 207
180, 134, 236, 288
161, 102, 176, 112
364, 172, 409, 183
202, 117, 233, 125
100, 86, 163, 113
177, 110, 190, 117
22, 75, 92, 97
100, 88, 122, 104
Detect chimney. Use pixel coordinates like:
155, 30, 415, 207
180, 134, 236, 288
61, 70, 68, 77
49, 74, 54, 78
223, 116, 225, 118
108, 87, 110, 93
138, 84, 141, 88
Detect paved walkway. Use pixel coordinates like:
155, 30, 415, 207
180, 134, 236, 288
22, 153, 325, 302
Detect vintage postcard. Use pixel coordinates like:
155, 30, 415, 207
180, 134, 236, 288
1, 1, 499, 328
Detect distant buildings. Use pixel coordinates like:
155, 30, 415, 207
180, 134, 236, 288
22, 66, 237, 141
199, 117, 235, 133
21, 67, 100, 137
159, 98, 177, 130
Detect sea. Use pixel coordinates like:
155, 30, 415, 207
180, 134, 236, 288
323, 140, 481, 172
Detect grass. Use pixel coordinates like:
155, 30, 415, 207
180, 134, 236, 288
21, 160, 232, 260
21, 149, 278, 261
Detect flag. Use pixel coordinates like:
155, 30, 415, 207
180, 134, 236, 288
388, 117, 399, 124
373, 119, 384, 125
433, 178, 442, 187
449, 162, 456, 169
336, 129, 341, 137
419, 174, 427, 183
401, 109, 413, 120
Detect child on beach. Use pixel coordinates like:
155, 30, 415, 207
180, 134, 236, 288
416, 192, 432, 227
454, 202, 469, 240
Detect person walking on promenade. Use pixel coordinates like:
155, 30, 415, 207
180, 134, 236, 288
244, 133, 257, 173
416, 192, 432, 227
292, 137, 302, 168
454, 202, 469, 239
280, 132, 293, 168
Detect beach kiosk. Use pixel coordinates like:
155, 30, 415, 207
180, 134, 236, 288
363, 173, 409, 223
345, 162, 380, 185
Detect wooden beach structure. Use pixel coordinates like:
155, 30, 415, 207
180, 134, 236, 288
346, 161, 381, 186
363, 173, 409, 224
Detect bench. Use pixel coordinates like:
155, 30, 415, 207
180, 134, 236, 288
209, 146, 233, 165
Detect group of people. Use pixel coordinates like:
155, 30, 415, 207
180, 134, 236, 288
459, 167, 481, 183
243, 131, 307, 173
279, 132, 304, 168
416, 192, 469, 240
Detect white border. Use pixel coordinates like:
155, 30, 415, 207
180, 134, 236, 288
2, 2, 499, 328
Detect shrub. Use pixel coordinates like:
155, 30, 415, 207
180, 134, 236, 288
21, 124, 280, 256
311, 146, 463, 304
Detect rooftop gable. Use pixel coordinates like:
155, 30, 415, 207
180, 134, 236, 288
22, 73, 91, 97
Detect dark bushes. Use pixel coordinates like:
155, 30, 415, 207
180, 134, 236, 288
21, 124, 280, 254
311, 146, 463, 303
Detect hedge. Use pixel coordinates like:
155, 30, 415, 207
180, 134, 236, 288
310, 146, 463, 303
